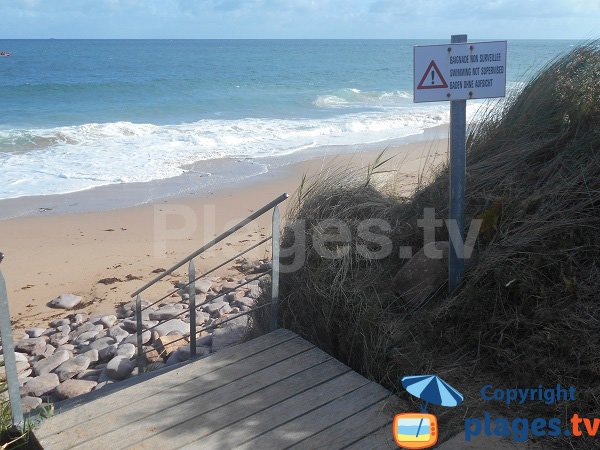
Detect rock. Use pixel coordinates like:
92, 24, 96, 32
49, 331, 69, 347
0, 361, 30, 382
57, 324, 71, 334
90, 336, 117, 351
106, 356, 135, 380
247, 283, 262, 299
48, 293, 82, 309
108, 325, 130, 343
82, 348, 99, 363
55, 379, 97, 400
124, 330, 151, 346
0, 352, 29, 364
32, 350, 70, 376
55, 355, 91, 381
100, 315, 118, 328
76, 368, 103, 380
391, 241, 449, 306
73, 313, 88, 324
221, 281, 241, 291
153, 319, 188, 337
226, 290, 245, 302
195, 279, 213, 294
211, 316, 249, 352
18, 369, 33, 380
50, 318, 70, 328
197, 334, 213, 347
204, 300, 229, 315
56, 344, 75, 352
195, 311, 211, 325
21, 396, 43, 414
74, 330, 100, 345
117, 343, 136, 359
149, 306, 181, 321
122, 319, 157, 333
144, 346, 164, 364
234, 297, 255, 309
98, 344, 119, 361
153, 335, 187, 358
42, 344, 56, 358
15, 337, 47, 355
26, 328, 46, 338
20, 373, 60, 397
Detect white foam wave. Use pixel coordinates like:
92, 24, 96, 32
314, 88, 412, 109
0, 108, 449, 199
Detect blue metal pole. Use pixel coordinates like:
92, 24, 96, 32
448, 34, 468, 293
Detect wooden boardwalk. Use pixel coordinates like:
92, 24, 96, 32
34, 329, 400, 449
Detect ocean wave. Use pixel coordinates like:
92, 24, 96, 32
313, 88, 412, 109
0, 108, 449, 199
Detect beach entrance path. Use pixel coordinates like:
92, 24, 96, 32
34, 329, 400, 449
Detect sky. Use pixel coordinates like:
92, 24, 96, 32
0, 0, 598, 39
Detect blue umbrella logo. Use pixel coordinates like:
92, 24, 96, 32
401, 375, 464, 439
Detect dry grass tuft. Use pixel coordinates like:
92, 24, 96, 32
251, 42, 600, 447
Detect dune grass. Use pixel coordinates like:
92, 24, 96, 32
251, 42, 600, 447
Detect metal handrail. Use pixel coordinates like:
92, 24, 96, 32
133, 193, 287, 372
140, 236, 272, 312
131, 192, 288, 298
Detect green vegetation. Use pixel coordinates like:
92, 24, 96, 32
252, 42, 600, 447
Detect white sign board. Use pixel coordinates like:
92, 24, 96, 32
413, 40, 507, 103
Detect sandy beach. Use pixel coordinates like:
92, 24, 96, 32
0, 136, 447, 333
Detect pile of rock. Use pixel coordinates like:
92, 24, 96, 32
3, 269, 266, 414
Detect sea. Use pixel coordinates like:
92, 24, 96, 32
0, 39, 580, 202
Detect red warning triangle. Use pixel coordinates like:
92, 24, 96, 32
417, 60, 448, 90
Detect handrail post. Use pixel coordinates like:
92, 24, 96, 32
188, 259, 197, 357
271, 206, 281, 331
0, 271, 24, 429
135, 294, 145, 374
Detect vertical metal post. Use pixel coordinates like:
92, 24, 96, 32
135, 294, 145, 373
448, 33, 468, 294
188, 259, 197, 357
271, 206, 281, 331
0, 271, 24, 429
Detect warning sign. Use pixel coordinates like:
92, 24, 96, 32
417, 60, 448, 90
413, 40, 507, 103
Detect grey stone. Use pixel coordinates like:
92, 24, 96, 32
149, 306, 181, 321
108, 325, 130, 343
55, 355, 91, 381
42, 344, 56, 358
117, 343, 136, 359
20, 373, 60, 397
73, 313, 88, 324
32, 350, 70, 376
122, 319, 157, 333
0, 361, 30, 382
247, 283, 262, 299
0, 352, 29, 364
15, 337, 47, 355
234, 297, 255, 309
196, 279, 212, 294
90, 336, 117, 350
98, 344, 119, 361
26, 328, 46, 338
106, 356, 135, 380
50, 318, 70, 328
57, 324, 71, 334
195, 311, 211, 325
82, 348, 99, 363
203, 300, 228, 315
100, 315, 118, 328
48, 293, 82, 309
124, 330, 151, 346
55, 379, 97, 400
56, 344, 75, 352
76, 368, 103, 380
74, 330, 100, 345
146, 362, 166, 372
211, 316, 249, 352
21, 396, 43, 414
49, 331, 69, 347
153, 319, 188, 337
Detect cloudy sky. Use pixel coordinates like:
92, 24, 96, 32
0, 0, 598, 39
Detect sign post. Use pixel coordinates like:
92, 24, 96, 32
413, 36, 507, 293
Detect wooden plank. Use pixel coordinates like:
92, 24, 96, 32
180, 371, 373, 450
345, 423, 397, 450
36, 328, 297, 439
238, 382, 391, 450
289, 399, 394, 450
38, 332, 306, 447
72, 347, 337, 450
